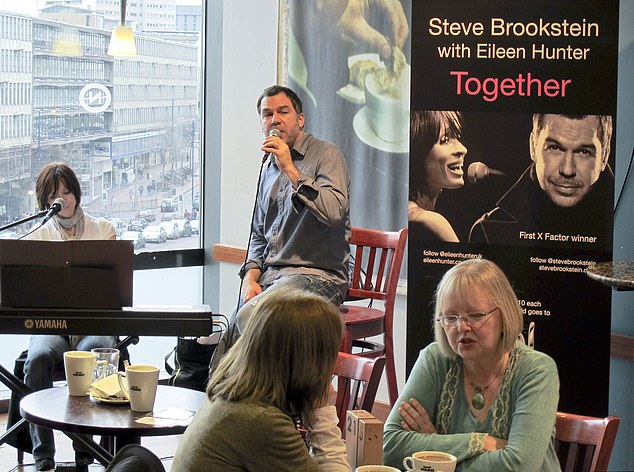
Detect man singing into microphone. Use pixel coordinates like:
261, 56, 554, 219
469, 113, 613, 249
209, 85, 351, 370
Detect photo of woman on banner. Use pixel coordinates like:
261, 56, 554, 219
469, 113, 614, 250
408, 110, 467, 242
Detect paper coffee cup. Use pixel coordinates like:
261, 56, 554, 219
64, 351, 97, 396
403, 451, 457, 472
118, 364, 160, 412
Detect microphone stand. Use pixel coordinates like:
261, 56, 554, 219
0, 209, 47, 233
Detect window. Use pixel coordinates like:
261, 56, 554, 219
0, 4, 203, 254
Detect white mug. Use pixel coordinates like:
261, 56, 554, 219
356, 466, 401, 472
117, 364, 160, 412
64, 351, 97, 396
364, 63, 411, 143
403, 451, 457, 472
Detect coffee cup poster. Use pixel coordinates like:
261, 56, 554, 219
281, 0, 618, 416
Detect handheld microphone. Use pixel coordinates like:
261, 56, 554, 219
41, 197, 65, 224
467, 162, 504, 184
262, 128, 282, 163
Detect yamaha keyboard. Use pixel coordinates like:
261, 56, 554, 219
0, 304, 219, 336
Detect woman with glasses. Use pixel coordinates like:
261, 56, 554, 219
384, 258, 561, 471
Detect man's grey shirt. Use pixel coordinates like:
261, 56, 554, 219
244, 132, 351, 300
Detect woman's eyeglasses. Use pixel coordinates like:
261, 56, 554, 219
437, 306, 499, 329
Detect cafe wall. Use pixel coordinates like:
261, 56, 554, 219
608, 0, 634, 467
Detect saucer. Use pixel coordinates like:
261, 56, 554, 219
90, 393, 129, 405
353, 107, 409, 154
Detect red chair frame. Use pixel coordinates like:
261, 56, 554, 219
555, 411, 620, 472
340, 227, 407, 406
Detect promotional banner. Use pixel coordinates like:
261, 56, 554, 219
284, 0, 618, 417
407, 0, 618, 417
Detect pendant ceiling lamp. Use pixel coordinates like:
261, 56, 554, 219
107, 0, 137, 56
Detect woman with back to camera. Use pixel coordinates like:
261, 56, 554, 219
24, 162, 117, 471
172, 288, 350, 472
383, 258, 560, 471
408, 110, 467, 242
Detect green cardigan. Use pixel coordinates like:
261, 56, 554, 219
384, 342, 561, 471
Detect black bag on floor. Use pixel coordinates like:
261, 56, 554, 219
164, 337, 215, 391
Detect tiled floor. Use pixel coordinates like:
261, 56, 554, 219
0, 412, 179, 471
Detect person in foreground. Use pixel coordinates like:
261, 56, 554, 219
207, 84, 350, 371
408, 110, 467, 242
172, 289, 350, 472
24, 162, 117, 471
383, 258, 561, 471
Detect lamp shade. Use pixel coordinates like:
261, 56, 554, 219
107, 25, 137, 57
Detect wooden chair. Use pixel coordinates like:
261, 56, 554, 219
332, 352, 385, 434
340, 227, 407, 406
555, 411, 620, 472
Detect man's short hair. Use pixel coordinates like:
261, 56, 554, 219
257, 85, 303, 115
532, 114, 613, 163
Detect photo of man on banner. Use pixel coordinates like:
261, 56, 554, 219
469, 113, 614, 250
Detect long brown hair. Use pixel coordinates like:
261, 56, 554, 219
208, 288, 343, 425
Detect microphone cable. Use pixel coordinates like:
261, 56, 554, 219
234, 129, 280, 314
234, 154, 269, 316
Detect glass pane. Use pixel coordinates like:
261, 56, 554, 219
0, 2, 203, 253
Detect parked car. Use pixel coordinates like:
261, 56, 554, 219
160, 211, 178, 222
136, 209, 157, 222
121, 230, 146, 250
189, 219, 200, 235
128, 219, 147, 232
159, 221, 180, 239
173, 219, 192, 237
142, 225, 167, 243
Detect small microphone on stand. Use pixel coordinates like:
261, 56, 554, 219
262, 129, 282, 163
467, 162, 505, 184
41, 197, 65, 224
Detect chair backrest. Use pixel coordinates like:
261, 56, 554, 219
347, 227, 408, 307
333, 352, 385, 432
555, 411, 620, 472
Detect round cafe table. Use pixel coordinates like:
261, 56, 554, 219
586, 261, 634, 290
20, 385, 205, 465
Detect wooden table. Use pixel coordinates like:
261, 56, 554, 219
586, 261, 634, 290
19, 385, 205, 465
